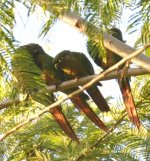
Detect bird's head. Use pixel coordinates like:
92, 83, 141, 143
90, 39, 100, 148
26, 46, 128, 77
22, 43, 43, 54
108, 28, 126, 43
53, 50, 72, 71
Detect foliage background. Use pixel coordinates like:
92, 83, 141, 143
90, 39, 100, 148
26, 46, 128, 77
0, 0, 150, 160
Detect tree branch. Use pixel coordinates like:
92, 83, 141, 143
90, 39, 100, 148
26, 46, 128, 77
59, 13, 150, 71
0, 44, 147, 141
32, 0, 150, 71
75, 113, 127, 161
75, 86, 148, 161
0, 68, 149, 110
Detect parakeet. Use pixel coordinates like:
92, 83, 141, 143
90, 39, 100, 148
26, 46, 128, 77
53, 50, 110, 113
87, 28, 141, 128
87, 28, 124, 69
23, 44, 109, 133
12, 44, 79, 142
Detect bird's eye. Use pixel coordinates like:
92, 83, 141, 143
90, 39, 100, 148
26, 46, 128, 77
59, 57, 63, 62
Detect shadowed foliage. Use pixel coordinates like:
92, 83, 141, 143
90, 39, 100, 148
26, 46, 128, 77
0, 0, 149, 160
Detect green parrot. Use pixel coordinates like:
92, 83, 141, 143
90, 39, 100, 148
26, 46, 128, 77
12, 44, 79, 142
21, 44, 109, 133
53, 50, 110, 113
87, 27, 141, 128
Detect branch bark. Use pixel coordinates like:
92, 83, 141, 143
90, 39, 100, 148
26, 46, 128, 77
0, 68, 149, 110
32, 0, 150, 71
0, 44, 147, 141
59, 13, 150, 71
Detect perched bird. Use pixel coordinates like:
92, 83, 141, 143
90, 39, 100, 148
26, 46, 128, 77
53, 50, 110, 113
12, 44, 79, 142
87, 28, 141, 128
87, 28, 125, 69
24, 44, 109, 133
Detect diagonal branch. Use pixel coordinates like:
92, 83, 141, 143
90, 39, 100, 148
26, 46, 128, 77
75, 89, 149, 161
59, 13, 150, 71
0, 44, 149, 141
75, 113, 127, 161
0, 68, 149, 110
32, 0, 150, 71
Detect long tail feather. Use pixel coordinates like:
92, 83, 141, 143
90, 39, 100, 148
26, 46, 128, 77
50, 106, 79, 142
71, 96, 109, 132
87, 86, 110, 112
119, 77, 141, 129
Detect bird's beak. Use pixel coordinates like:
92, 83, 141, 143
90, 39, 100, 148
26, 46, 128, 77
54, 63, 59, 69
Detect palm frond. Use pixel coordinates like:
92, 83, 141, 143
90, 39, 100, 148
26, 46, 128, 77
127, 0, 150, 47
0, 0, 150, 160
11, 46, 52, 106
0, 0, 15, 48
0, 0, 18, 84
39, 15, 57, 38
83, 0, 132, 27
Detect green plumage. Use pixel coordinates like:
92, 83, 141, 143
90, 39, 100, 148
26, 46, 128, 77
53, 50, 110, 112
12, 47, 53, 106
87, 28, 124, 69
13, 44, 108, 132
12, 44, 79, 142
87, 28, 141, 128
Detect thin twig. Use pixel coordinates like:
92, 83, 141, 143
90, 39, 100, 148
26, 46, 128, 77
75, 113, 127, 161
0, 44, 148, 141
75, 91, 149, 161
75, 76, 149, 161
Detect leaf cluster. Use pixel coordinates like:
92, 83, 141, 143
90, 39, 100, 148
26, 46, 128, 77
0, 0, 150, 161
